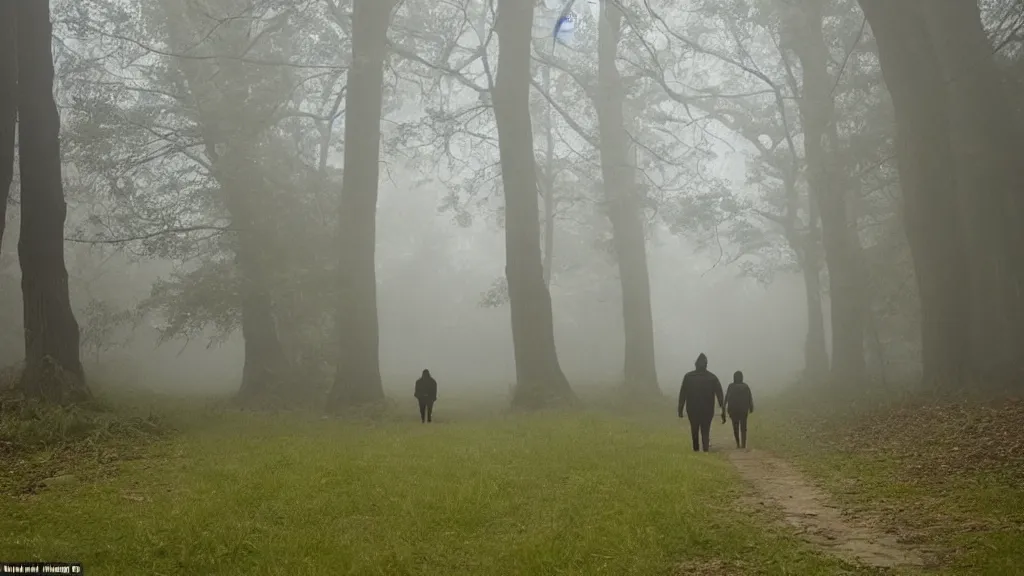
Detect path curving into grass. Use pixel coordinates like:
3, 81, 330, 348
751, 387, 1024, 576
3, 411, 883, 575
728, 448, 927, 569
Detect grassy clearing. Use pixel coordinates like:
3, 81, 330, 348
0, 386, 176, 496
753, 384, 1024, 575
0, 395, 872, 576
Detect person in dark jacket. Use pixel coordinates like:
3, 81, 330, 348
677, 353, 725, 452
723, 370, 754, 449
414, 369, 438, 423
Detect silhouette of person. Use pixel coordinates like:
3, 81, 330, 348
414, 369, 438, 423
678, 353, 724, 452
723, 370, 754, 449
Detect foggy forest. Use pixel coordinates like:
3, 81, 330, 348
1, 0, 1022, 574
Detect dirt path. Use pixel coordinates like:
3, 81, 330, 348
727, 449, 926, 570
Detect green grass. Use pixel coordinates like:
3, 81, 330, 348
754, 385, 1024, 576
0, 404, 868, 576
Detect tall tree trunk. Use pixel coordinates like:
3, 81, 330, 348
865, 303, 889, 386
786, 0, 866, 384
797, 215, 829, 382
220, 150, 292, 407
0, 4, 15, 255
858, 0, 971, 388
216, 149, 291, 408
494, 0, 575, 409
327, 0, 394, 411
802, 259, 829, 380
541, 177, 555, 288
596, 3, 660, 397
234, 237, 290, 406
15, 1, 89, 403
540, 63, 556, 289
161, 0, 292, 407
777, 166, 829, 383
918, 1, 1024, 382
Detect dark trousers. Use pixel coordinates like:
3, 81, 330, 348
730, 413, 748, 448
418, 399, 434, 423
689, 416, 712, 452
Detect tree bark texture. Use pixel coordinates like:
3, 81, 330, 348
0, 4, 15, 255
495, 0, 576, 409
15, 1, 89, 403
859, 0, 1011, 388
796, 218, 829, 382
918, 0, 1024, 381
777, 167, 829, 383
786, 0, 866, 384
220, 148, 293, 407
596, 3, 660, 397
327, 0, 395, 411
541, 64, 556, 289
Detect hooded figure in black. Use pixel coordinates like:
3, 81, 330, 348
723, 370, 754, 448
677, 353, 724, 452
414, 369, 438, 423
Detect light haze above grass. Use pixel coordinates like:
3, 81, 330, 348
2, 410, 868, 575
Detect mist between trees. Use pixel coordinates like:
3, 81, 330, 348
1, 0, 1022, 409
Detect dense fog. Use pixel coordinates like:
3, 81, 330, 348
7, 0, 1023, 409
5, 167, 811, 396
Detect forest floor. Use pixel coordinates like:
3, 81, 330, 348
753, 384, 1024, 575
727, 448, 926, 569
0, 384, 1021, 575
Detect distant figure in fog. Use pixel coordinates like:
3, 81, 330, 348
723, 370, 754, 449
414, 369, 438, 423
678, 353, 725, 452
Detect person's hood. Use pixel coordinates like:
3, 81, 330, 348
422, 369, 430, 377
695, 353, 708, 370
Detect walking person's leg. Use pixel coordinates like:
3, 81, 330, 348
731, 416, 741, 448
700, 418, 711, 452
739, 414, 748, 448
427, 400, 434, 423
689, 418, 701, 452
418, 399, 426, 423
